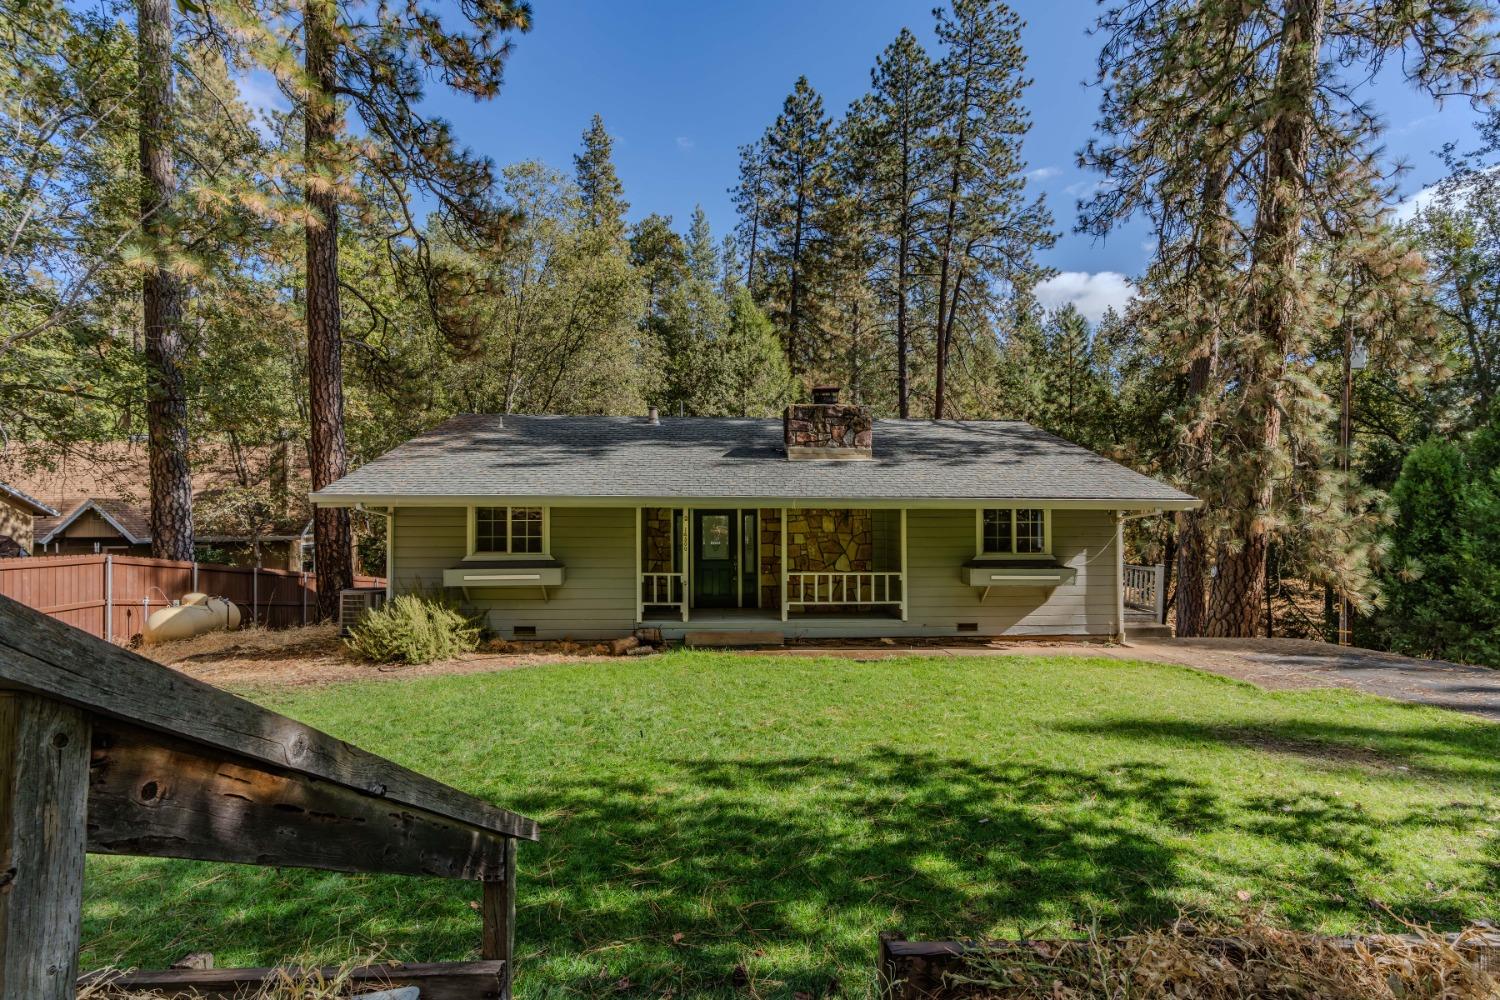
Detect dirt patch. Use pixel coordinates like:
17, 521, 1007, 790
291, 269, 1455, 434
143, 625, 627, 690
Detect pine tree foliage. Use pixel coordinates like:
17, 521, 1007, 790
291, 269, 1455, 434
574, 113, 629, 241
1085, 0, 1498, 637
756, 75, 834, 373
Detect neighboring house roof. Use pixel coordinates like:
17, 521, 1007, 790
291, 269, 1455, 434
5, 439, 313, 541
0, 481, 58, 517
34, 498, 152, 546
312, 414, 1198, 508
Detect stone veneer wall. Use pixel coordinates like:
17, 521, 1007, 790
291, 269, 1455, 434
759, 508, 781, 608
785, 508, 873, 573
643, 507, 676, 573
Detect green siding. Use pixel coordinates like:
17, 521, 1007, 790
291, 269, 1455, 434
392, 504, 1119, 640
393, 506, 638, 640
904, 508, 1117, 637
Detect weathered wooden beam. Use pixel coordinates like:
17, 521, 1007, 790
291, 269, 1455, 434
0, 694, 91, 1000
86, 721, 512, 879
0, 594, 537, 842
80, 959, 507, 999
481, 838, 517, 996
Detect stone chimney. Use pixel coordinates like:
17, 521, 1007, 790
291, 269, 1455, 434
784, 385, 873, 461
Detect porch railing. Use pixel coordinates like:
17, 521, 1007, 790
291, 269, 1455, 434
1123, 563, 1165, 622
784, 571, 903, 614
640, 572, 687, 621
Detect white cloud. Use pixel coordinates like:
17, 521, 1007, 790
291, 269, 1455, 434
1064, 178, 1113, 198
1393, 167, 1495, 223
1034, 271, 1137, 323
675, 136, 695, 151
1025, 166, 1060, 181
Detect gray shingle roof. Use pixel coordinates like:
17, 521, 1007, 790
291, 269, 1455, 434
313, 414, 1196, 506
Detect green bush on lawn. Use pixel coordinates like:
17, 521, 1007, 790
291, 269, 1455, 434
343, 594, 481, 665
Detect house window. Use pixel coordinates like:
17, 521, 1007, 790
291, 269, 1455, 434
979, 508, 1050, 556
470, 506, 546, 556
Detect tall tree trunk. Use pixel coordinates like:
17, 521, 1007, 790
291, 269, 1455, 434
1205, 0, 1326, 637
305, 0, 352, 618
931, 45, 974, 421
932, 159, 961, 419
787, 179, 805, 374
895, 122, 912, 419
1175, 161, 1231, 638
138, 0, 194, 562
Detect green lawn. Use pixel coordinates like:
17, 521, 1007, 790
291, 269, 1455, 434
81, 653, 1500, 998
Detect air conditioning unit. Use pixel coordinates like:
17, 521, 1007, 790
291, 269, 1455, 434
339, 588, 387, 636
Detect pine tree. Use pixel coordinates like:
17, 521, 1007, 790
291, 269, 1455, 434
864, 28, 938, 418
685, 204, 717, 286
236, 0, 533, 616
575, 113, 628, 240
730, 139, 772, 295
136, 0, 193, 559
758, 76, 833, 373
713, 287, 793, 417
929, 0, 1054, 419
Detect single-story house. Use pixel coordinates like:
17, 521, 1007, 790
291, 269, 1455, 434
0, 481, 58, 557
311, 389, 1198, 641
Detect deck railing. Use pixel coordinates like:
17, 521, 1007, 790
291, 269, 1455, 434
784, 571, 903, 613
1123, 563, 1165, 621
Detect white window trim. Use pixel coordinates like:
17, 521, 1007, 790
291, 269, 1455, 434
975, 507, 1052, 559
465, 505, 550, 560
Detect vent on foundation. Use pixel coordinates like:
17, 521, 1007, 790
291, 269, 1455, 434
956, 622, 979, 633
512, 625, 537, 638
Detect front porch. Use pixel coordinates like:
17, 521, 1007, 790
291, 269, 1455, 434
634, 506, 908, 625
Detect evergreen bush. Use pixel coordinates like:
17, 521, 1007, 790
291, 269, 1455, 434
343, 594, 482, 665
1369, 418, 1500, 666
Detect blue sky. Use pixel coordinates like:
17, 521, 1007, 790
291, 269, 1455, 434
388, 1, 1486, 320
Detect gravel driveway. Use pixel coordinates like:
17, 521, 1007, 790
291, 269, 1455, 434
1108, 637, 1500, 721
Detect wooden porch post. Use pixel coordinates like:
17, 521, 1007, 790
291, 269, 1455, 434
634, 507, 643, 624
780, 507, 789, 621
480, 837, 516, 999
680, 507, 689, 623
0, 694, 91, 1000
1114, 511, 1126, 643
899, 508, 908, 622
385, 505, 396, 600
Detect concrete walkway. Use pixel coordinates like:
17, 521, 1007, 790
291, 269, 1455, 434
768, 637, 1500, 722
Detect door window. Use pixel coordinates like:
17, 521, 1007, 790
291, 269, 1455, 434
701, 514, 731, 560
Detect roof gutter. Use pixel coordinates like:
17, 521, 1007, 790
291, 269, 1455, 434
308, 492, 1203, 513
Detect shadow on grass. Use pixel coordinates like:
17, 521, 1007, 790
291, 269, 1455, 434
82, 746, 1498, 999
1056, 714, 1500, 784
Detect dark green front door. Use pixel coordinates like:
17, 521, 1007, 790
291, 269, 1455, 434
693, 510, 737, 608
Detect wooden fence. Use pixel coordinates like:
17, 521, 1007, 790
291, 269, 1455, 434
0, 554, 383, 641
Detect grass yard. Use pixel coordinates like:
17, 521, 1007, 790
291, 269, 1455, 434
81, 652, 1500, 998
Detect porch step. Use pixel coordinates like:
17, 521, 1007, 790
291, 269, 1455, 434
1126, 623, 1175, 640
684, 630, 785, 648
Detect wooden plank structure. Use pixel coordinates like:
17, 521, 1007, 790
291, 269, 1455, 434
0, 593, 539, 999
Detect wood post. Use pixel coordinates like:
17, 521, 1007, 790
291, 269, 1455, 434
481, 838, 517, 998
0, 694, 92, 1000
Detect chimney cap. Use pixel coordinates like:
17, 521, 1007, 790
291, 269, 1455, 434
646, 406, 660, 425
811, 385, 841, 405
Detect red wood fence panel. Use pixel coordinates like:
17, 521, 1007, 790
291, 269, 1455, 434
0, 554, 383, 642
